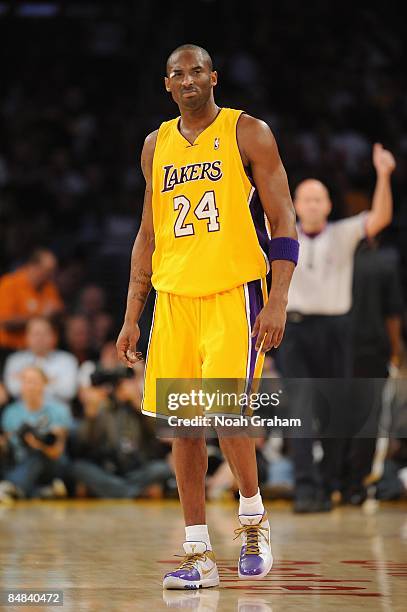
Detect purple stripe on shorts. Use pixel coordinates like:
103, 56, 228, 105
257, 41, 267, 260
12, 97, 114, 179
245, 279, 265, 402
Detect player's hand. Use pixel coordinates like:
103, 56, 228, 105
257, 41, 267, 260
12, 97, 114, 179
373, 143, 396, 177
116, 322, 142, 368
251, 297, 287, 352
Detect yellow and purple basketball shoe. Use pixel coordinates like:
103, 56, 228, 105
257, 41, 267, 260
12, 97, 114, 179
163, 541, 219, 590
234, 512, 273, 579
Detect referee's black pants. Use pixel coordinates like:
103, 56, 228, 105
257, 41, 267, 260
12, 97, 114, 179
276, 313, 352, 500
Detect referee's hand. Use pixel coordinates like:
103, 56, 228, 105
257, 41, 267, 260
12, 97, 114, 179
252, 298, 287, 352
373, 142, 396, 176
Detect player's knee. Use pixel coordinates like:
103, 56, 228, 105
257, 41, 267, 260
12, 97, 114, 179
173, 433, 206, 448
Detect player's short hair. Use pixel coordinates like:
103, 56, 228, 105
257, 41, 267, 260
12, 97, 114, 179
166, 44, 213, 75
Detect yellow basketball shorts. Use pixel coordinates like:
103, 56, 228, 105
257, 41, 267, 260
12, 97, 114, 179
141, 278, 268, 418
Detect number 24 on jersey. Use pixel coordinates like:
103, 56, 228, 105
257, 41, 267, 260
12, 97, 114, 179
173, 190, 220, 237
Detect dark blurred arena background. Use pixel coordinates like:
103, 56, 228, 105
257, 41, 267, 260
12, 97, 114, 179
1, 2, 406, 334
0, 1, 406, 506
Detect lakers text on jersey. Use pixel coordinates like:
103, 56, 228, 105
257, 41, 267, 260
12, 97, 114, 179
151, 108, 270, 297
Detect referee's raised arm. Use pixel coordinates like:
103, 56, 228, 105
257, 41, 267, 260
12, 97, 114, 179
364, 143, 396, 238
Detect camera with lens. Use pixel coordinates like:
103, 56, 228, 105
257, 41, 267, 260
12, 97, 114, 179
90, 366, 134, 389
18, 422, 58, 447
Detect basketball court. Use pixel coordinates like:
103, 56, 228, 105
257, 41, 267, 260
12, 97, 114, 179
0, 499, 405, 611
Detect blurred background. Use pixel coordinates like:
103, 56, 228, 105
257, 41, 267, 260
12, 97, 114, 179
0, 1, 406, 507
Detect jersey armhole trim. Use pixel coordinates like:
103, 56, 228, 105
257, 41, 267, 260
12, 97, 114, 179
234, 111, 255, 193
151, 123, 166, 181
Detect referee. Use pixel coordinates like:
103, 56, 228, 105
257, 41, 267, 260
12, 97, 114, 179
278, 143, 396, 513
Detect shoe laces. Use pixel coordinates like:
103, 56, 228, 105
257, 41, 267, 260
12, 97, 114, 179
233, 523, 268, 555
174, 552, 207, 571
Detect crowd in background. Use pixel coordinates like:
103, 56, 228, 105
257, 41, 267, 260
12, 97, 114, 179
0, 247, 405, 507
0, 2, 406, 506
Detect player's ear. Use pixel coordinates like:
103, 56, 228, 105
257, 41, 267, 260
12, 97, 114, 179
211, 71, 218, 87
164, 76, 171, 92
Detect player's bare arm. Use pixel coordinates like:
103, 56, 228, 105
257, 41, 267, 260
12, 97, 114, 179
237, 114, 297, 352
365, 143, 396, 238
116, 130, 157, 367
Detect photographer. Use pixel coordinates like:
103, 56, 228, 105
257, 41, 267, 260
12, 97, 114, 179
0, 366, 72, 503
70, 362, 173, 498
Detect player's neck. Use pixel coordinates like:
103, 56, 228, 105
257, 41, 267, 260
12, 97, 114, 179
179, 99, 220, 131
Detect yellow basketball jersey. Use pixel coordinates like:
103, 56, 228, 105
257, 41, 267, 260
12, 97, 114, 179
151, 107, 269, 297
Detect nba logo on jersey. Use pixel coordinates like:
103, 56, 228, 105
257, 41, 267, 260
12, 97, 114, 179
214, 137, 220, 150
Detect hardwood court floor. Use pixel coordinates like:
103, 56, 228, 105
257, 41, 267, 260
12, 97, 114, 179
0, 499, 406, 612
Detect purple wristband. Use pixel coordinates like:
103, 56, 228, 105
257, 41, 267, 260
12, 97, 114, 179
269, 237, 299, 265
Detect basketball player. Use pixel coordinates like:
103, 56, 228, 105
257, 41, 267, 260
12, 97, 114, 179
116, 44, 298, 589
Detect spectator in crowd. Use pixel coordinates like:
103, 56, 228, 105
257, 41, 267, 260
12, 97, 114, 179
77, 285, 107, 319
360, 330, 407, 502
55, 258, 87, 313
92, 312, 115, 354
0, 366, 72, 503
0, 382, 11, 480
3, 316, 78, 407
352, 240, 403, 377
64, 314, 97, 364
262, 355, 281, 378
261, 436, 294, 500
277, 143, 396, 513
69, 366, 173, 498
0, 249, 64, 362
74, 339, 121, 421
0, 382, 9, 407
376, 441, 407, 500
75, 285, 114, 353
0, 433, 8, 482
77, 340, 123, 390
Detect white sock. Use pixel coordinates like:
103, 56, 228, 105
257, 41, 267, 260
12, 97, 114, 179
185, 524, 212, 550
239, 488, 265, 517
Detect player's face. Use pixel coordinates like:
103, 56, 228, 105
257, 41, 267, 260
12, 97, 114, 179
294, 182, 332, 226
165, 50, 217, 110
